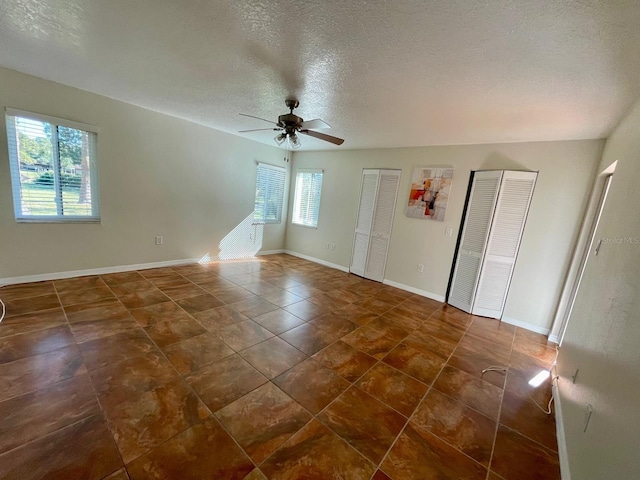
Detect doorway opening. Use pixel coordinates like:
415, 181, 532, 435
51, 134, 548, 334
549, 161, 616, 344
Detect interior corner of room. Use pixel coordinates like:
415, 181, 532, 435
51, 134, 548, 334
1, 22, 640, 477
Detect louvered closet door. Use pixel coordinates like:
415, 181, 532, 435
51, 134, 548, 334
350, 169, 380, 277
473, 171, 537, 318
448, 171, 503, 312
364, 169, 401, 282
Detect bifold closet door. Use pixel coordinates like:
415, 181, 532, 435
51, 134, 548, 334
472, 170, 537, 318
350, 170, 379, 278
448, 171, 503, 312
365, 170, 401, 282
350, 169, 401, 282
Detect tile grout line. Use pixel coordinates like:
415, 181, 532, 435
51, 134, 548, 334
0, 283, 100, 405
143, 263, 372, 474
98, 269, 238, 470
0, 280, 112, 463
195, 267, 368, 473
495, 421, 560, 455
95, 270, 194, 475
0, 281, 88, 398
99, 266, 266, 475
373, 306, 478, 477
484, 324, 517, 480
180, 268, 313, 475
224, 277, 411, 475
54, 276, 130, 479
0, 411, 111, 462
147, 268, 430, 475
150, 272, 268, 473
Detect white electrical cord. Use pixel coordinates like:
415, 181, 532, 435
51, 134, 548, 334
482, 350, 559, 416
530, 391, 555, 415
481, 365, 508, 374
0, 284, 6, 324
529, 349, 560, 415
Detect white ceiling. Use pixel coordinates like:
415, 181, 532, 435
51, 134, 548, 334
1, 0, 640, 151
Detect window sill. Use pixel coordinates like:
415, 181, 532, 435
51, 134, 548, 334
255, 221, 282, 226
16, 217, 102, 224
292, 222, 318, 229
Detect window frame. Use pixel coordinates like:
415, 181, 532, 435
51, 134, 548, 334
253, 162, 286, 224
292, 169, 324, 229
5, 108, 100, 223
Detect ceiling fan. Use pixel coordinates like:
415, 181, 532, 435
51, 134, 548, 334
239, 99, 344, 148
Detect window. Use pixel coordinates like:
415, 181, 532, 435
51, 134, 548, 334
292, 169, 323, 228
254, 163, 285, 224
5, 109, 100, 222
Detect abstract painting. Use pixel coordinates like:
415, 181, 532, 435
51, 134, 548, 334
406, 166, 454, 221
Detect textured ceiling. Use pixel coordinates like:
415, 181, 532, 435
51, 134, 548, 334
1, 0, 640, 150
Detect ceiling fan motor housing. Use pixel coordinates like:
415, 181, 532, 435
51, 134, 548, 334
278, 113, 303, 131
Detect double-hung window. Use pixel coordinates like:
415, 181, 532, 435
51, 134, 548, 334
292, 169, 323, 228
5, 109, 100, 222
254, 163, 286, 224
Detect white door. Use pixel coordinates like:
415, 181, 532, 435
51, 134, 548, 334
448, 171, 503, 312
473, 170, 537, 318
364, 169, 401, 282
350, 169, 380, 277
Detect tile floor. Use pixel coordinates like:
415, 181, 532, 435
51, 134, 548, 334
0, 254, 560, 480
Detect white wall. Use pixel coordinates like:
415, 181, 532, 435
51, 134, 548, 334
0, 67, 289, 281
287, 140, 603, 332
556, 98, 640, 479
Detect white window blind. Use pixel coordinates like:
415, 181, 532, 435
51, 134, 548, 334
254, 163, 285, 224
292, 170, 323, 228
5, 108, 100, 222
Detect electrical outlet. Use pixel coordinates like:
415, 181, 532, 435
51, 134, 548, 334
155, 235, 163, 245
445, 226, 454, 237
330, 243, 336, 250
417, 264, 424, 273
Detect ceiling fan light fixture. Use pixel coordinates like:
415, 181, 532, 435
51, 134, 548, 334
289, 133, 301, 149
274, 132, 287, 145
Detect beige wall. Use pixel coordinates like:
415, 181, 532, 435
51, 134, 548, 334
287, 140, 603, 332
557, 98, 640, 478
0, 66, 607, 335
0, 67, 289, 281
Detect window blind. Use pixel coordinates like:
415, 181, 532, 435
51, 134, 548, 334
292, 169, 323, 228
5, 108, 100, 222
254, 163, 286, 224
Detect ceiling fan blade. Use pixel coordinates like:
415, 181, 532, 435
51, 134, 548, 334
239, 113, 279, 126
300, 129, 344, 146
298, 118, 331, 130
239, 128, 282, 133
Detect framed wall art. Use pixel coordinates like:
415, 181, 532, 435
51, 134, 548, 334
406, 166, 454, 221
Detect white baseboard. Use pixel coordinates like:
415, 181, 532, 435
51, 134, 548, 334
281, 250, 445, 302
382, 279, 445, 302
283, 250, 350, 273
268, 251, 553, 338
257, 249, 285, 256
0, 258, 200, 286
553, 380, 571, 480
548, 333, 560, 344
501, 315, 551, 336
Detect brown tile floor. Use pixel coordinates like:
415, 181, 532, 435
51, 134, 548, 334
0, 254, 560, 480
